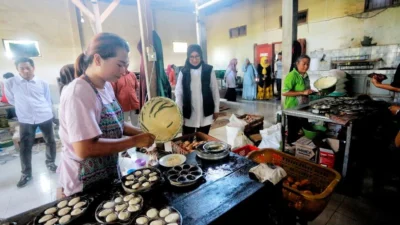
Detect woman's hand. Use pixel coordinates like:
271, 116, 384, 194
389, 105, 400, 116
213, 113, 219, 120
302, 89, 313, 95
131, 133, 156, 148
371, 76, 380, 86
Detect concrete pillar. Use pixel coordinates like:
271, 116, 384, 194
137, 0, 157, 99
281, 0, 298, 106
195, 5, 208, 62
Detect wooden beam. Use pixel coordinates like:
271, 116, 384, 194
137, 0, 156, 99
71, 0, 95, 21
197, 0, 223, 10
91, 0, 102, 33
100, 0, 120, 23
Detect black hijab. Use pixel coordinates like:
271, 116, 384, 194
184, 44, 204, 69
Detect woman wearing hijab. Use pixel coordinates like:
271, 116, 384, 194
224, 58, 238, 102
274, 52, 283, 100
256, 56, 272, 100
175, 44, 220, 135
242, 58, 257, 100
166, 64, 176, 87
282, 55, 313, 143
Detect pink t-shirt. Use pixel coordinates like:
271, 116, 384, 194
58, 78, 117, 196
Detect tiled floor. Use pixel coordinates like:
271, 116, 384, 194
0, 98, 398, 225
0, 150, 61, 218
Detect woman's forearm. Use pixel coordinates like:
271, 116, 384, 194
282, 91, 304, 97
123, 122, 142, 136
374, 83, 400, 92
73, 133, 153, 159
73, 136, 136, 159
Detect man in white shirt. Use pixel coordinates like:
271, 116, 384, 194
5, 57, 57, 188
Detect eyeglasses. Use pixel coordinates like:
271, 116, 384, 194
190, 55, 200, 60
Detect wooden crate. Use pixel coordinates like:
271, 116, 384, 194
171, 132, 221, 155
237, 114, 264, 136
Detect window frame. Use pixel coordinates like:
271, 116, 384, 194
364, 0, 399, 11
172, 42, 188, 53
279, 9, 308, 28
2, 39, 41, 58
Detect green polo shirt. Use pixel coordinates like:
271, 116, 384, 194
283, 69, 310, 109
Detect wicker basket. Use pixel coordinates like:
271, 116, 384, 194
247, 149, 341, 221
171, 132, 221, 155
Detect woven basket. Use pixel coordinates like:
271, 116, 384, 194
247, 149, 341, 221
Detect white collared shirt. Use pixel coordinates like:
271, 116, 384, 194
175, 66, 220, 128
5, 75, 53, 124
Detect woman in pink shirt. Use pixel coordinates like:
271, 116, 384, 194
58, 33, 155, 197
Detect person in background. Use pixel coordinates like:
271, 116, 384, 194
166, 64, 176, 87
242, 58, 257, 100
224, 58, 238, 102
58, 64, 75, 94
371, 63, 400, 103
111, 69, 140, 126
1, 73, 17, 119
282, 55, 313, 143
1, 72, 14, 103
256, 56, 272, 100
5, 57, 57, 188
58, 33, 155, 197
274, 52, 283, 100
175, 44, 220, 135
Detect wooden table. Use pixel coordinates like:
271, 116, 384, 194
3, 152, 270, 225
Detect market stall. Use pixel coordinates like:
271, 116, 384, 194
282, 96, 391, 178
3, 151, 266, 225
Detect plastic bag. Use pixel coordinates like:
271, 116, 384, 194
226, 115, 252, 149
258, 123, 282, 150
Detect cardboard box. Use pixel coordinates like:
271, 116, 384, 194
295, 136, 318, 163
326, 138, 340, 153
319, 148, 335, 168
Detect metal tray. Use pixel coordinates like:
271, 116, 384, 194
196, 148, 230, 160
95, 193, 144, 225
135, 206, 182, 225
165, 164, 203, 187
121, 167, 164, 193
33, 194, 94, 225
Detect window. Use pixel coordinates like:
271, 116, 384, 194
365, 0, 400, 11
3, 40, 41, 59
173, 42, 187, 53
279, 10, 308, 28
229, 25, 247, 39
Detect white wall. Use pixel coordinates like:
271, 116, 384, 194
0, 0, 197, 103
205, 0, 400, 70
0, 0, 81, 103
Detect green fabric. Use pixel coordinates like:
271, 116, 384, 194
215, 70, 226, 79
283, 69, 310, 109
153, 31, 171, 98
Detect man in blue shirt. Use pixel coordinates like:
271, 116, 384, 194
5, 57, 57, 188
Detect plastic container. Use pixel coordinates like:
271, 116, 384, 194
302, 125, 327, 139
232, 145, 259, 156
247, 149, 341, 221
